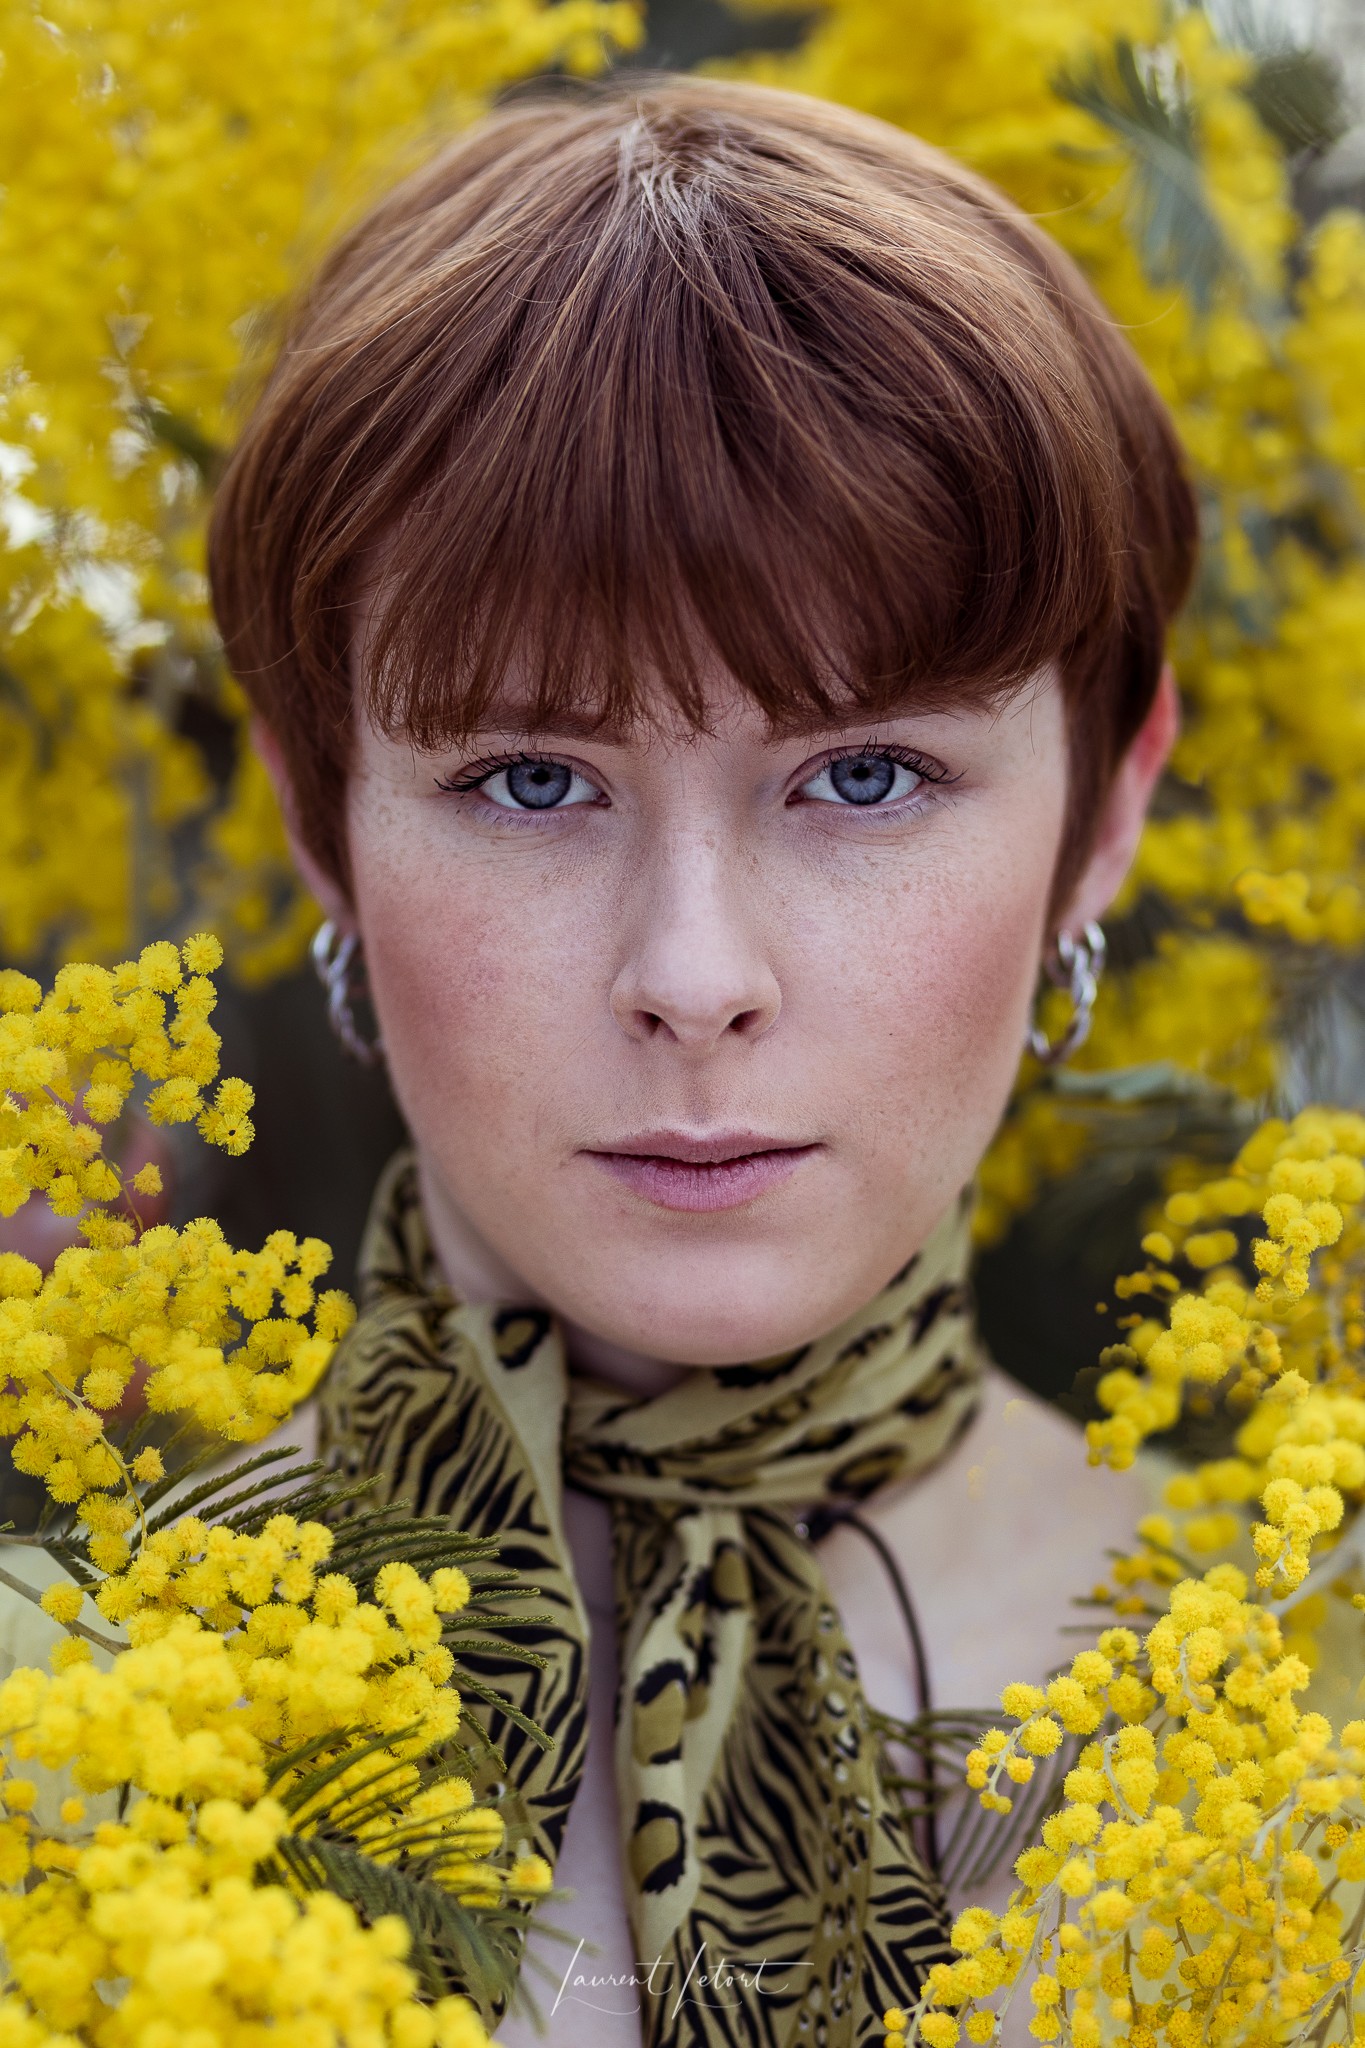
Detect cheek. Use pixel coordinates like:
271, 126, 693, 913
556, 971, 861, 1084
926, 865, 1049, 1050
345, 793, 592, 1138
806, 813, 1057, 1160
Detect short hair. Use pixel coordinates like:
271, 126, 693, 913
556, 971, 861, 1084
208, 75, 1198, 910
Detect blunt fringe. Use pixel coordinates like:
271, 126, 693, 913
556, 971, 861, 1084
208, 75, 1198, 902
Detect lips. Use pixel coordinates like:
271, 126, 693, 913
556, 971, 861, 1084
583, 1130, 819, 1213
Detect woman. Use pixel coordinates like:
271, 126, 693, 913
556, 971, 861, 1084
208, 76, 1196, 2047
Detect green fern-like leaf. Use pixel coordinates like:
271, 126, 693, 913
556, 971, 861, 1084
259, 1710, 560, 2017
454, 1671, 556, 1753
142, 1444, 316, 1528
1057, 37, 1233, 309
268, 1724, 423, 1820
268, 1831, 524, 2012
874, 1706, 1077, 1892
138, 399, 226, 484
1246, 45, 1348, 155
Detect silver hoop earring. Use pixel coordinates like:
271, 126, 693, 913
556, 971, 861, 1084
311, 921, 383, 1066
1027, 920, 1106, 1067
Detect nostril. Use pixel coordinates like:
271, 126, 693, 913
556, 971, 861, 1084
610, 968, 782, 1047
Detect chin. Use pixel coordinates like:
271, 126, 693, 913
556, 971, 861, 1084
562, 1246, 874, 1367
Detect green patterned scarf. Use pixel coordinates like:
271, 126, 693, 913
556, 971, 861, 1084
318, 1153, 983, 2046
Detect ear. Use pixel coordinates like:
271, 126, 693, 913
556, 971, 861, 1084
1058, 663, 1179, 935
251, 716, 356, 931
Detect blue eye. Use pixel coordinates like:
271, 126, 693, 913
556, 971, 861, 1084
476, 759, 599, 810
801, 752, 924, 806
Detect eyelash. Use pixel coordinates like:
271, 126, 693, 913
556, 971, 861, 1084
435, 744, 958, 810
434, 752, 568, 797
795, 743, 956, 803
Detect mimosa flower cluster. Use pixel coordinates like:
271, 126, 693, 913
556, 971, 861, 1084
8, 1556, 549, 1911
0, 1555, 539, 2048
884, 1107, 1365, 2048
1091, 1108, 1365, 1597
0, 1675, 495, 2048
0, 936, 353, 1574
0, 951, 549, 2047
914, 1606, 1365, 2048
1, 1866, 491, 2048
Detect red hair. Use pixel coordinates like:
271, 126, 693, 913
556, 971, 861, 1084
209, 75, 1197, 905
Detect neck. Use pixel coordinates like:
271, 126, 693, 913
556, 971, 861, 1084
416, 1154, 688, 1397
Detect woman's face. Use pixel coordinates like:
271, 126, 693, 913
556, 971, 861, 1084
325, 664, 1164, 1366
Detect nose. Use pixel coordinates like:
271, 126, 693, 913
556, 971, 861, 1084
609, 832, 782, 1053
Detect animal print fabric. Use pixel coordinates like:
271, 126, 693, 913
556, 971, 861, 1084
318, 1154, 982, 2046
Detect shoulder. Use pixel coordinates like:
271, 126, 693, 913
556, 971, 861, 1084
820, 1364, 1154, 1719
